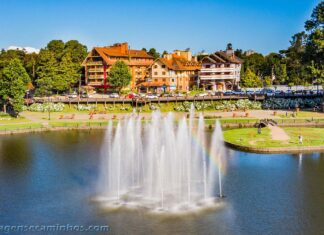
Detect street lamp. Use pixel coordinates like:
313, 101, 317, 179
48, 96, 51, 120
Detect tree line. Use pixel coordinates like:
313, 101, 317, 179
238, 2, 323, 88
0, 40, 87, 115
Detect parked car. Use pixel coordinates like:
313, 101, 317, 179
214, 91, 224, 96
232, 90, 245, 96
175, 93, 184, 97
146, 93, 158, 99
198, 93, 209, 97
128, 93, 138, 99
68, 92, 78, 98
80, 93, 90, 98
274, 90, 284, 96
163, 93, 175, 97
223, 91, 234, 96
109, 93, 120, 98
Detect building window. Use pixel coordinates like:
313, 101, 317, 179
172, 78, 175, 82
154, 79, 158, 82
205, 65, 211, 68
162, 72, 166, 75
154, 65, 158, 68
154, 72, 158, 75
162, 65, 166, 68
163, 78, 166, 82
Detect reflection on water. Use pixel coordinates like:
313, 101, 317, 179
0, 130, 324, 235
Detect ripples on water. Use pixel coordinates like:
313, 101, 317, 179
0, 130, 323, 235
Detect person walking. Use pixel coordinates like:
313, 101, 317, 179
298, 135, 303, 145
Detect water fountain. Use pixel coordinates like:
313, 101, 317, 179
96, 109, 226, 213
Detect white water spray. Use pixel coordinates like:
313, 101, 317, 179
97, 111, 226, 212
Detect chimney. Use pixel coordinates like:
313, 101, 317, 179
226, 43, 234, 58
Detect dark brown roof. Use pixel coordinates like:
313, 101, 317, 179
202, 51, 243, 64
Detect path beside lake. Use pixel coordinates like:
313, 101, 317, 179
269, 125, 290, 141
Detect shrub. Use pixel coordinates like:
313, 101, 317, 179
28, 103, 65, 112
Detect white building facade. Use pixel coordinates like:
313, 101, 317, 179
199, 48, 243, 91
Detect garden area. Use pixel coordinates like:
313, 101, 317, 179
223, 127, 324, 148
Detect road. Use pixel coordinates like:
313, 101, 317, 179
24, 93, 323, 105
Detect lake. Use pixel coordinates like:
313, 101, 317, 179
0, 130, 323, 235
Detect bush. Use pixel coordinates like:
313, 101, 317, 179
74, 104, 96, 111
174, 100, 262, 112
262, 98, 322, 109
28, 103, 65, 112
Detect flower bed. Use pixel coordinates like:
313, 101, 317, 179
174, 100, 262, 112
262, 97, 322, 109
74, 104, 96, 111
27, 103, 65, 112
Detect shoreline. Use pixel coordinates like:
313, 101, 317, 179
225, 141, 324, 154
0, 123, 323, 154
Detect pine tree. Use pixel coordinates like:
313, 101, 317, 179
35, 49, 57, 96
55, 53, 79, 92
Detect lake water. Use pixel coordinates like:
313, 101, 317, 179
0, 130, 323, 235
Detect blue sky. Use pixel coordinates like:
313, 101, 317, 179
0, 0, 320, 54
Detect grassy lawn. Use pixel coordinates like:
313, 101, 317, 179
49, 120, 109, 128
0, 123, 43, 131
0, 116, 31, 124
205, 118, 258, 125
223, 127, 324, 148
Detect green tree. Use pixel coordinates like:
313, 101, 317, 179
240, 68, 263, 88
23, 52, 38, 82
34, 40, 87, 94
0, 59, 30, 115
47, 40, 65, 60
63, 40, 88, 64
280, 32, 307, 85
35, 49, 57, 96
162, 50, 168, 57
54, 53, 80, 92
304, 2, 324, 32
263, 76, 273, 87
303, 2, 324, 86
147, 48, 160, 60
0, 49, 25, 70
108, 60, 132, 93
274, 64, 289, 85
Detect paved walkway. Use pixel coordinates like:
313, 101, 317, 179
268, 125, 290, 141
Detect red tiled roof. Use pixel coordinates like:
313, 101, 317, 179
82, 43, 154, 66
158, 58, 201, 71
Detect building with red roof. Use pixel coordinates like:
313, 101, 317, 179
138, 50, 201, 93
82, 43, 154, 92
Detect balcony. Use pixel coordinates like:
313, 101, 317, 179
88, 75, 104, 80
88, 68, 104, 72
86, 61, 103, 66
200, 67, 235, 73
199, 75, 237, 80
88, 81, 103, 86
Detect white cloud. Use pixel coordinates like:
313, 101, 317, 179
7, 46, 40, 54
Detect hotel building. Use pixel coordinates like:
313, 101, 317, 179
82, 43, 154, 91
139, 50, 201, 93
199, 47, 243, 91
